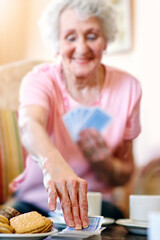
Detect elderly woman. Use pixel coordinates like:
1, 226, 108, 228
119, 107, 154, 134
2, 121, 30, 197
10, 0, 142, 230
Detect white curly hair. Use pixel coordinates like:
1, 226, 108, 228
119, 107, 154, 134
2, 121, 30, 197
38, 0, 118, 55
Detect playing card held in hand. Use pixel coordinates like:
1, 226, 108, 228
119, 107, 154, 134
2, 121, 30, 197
63, 106, 112, 141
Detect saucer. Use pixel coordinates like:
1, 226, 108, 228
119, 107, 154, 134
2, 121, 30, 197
50, 217, 114, 229
102, 217, 114, 226
50, 216, 66, 229
116, 219, 148, 235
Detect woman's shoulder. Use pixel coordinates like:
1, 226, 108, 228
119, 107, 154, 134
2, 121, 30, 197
105, 64, 134, 77
103, 65, 142, 101
31, 60, 61, 75
104, 64, 141, 88
20, 61, 64, 100
22, 60, 62, 85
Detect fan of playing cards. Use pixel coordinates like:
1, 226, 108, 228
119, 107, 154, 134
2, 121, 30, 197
63, 106, 111, 141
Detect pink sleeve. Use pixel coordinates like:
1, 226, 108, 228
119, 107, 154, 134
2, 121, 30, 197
124, 79, 142, 140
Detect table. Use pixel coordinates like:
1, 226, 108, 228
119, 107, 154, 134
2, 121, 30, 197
48, 225, 147, 240
101, 225, 147, 240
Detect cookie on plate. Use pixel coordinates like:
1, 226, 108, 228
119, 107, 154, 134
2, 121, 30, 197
0, 215, 9, 225
30, 217, 53, 233
0, 222, 14, 234
10, 211, 53, 234
0, 206, 21, 220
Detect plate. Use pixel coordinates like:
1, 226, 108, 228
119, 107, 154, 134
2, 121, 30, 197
102, 217, 114, 226
0, 228, 58, 240
116, 219, 148, 235
50, 217, 114, 228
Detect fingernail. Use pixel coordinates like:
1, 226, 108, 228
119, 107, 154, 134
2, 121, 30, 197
83, 223, 89, 228
49, 204, 55, 211
75, 225, 82, 230
69, 223, 75, 227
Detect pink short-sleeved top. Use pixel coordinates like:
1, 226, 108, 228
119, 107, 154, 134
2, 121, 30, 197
16, 62, 142, 211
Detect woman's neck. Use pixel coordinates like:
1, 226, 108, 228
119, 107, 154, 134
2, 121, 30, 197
62, 65, 105, 105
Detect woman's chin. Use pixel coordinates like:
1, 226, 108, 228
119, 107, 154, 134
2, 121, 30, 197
71, 66, 96, 79
72, 71, 92, 79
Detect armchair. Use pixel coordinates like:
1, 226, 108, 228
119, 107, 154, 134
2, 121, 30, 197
0, 59, 47, 205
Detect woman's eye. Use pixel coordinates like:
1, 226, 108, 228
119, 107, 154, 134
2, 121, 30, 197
87, 34, 97, 41
66, 34, 76, 42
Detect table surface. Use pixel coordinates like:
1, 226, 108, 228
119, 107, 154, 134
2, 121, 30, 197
48, 225, 147, 240
101, 225, 147, 240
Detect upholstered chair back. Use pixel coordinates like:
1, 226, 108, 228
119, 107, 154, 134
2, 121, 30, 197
0, 59, 47, 204
0, 59, 47, 110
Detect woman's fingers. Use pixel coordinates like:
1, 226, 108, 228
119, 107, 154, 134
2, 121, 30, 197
61, 178, 88, 229
47, 178, 88, 229
44, 161, 89, 229
79, 180, 89, 228
47, 178, 75, 228
57, 180, 75, 227
47, 180, 57, 211
67, 180, 82, 229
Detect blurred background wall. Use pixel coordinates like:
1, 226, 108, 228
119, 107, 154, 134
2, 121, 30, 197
0, 0, 160, 167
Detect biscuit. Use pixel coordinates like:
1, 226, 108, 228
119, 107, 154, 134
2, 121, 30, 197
0, 215, 9, 225
10, 211, 47, 234
30, 217, 53, 233
42, 217, 53, 233
0, 206, 20, 220
0, 222, 14, 234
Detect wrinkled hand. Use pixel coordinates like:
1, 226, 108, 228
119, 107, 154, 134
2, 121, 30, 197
77, 128, 110, 163
42, 153, 89, 229
77, 128, 113, 182
78, 128, 134, 186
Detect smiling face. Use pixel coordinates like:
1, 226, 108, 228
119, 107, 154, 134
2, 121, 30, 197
59, 9, 107, 80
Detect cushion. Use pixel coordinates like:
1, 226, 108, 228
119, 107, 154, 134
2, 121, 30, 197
0, 109, 26, 204
134, 158, 160, 195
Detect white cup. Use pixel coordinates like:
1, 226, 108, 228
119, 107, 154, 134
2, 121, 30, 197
87, 192, 102, 216
129, 195, 160, 224
148, 211, 160, 240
